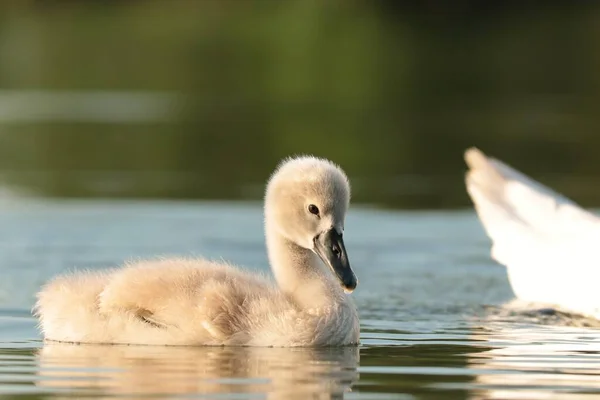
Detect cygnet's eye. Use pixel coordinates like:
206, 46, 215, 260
308, 204, 320, 215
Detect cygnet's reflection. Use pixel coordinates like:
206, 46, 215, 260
36, 343, 359, 399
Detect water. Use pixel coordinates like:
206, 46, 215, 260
0, 199, 599, 399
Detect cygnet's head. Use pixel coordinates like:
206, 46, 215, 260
265, 155, 357, 293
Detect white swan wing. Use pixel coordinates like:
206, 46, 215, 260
464, 147, 600, 315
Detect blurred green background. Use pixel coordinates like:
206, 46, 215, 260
0, 0, 599, 209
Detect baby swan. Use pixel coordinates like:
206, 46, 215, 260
34, 156, 359, 347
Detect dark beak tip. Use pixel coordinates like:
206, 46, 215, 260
342, 278, 358, 293
313, 228, 357, 293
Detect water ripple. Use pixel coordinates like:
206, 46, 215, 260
0, 201, 598, 399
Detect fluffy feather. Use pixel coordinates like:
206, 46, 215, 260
34, 156, 360, 346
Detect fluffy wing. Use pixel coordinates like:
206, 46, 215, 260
97, 258, 273, 343
35, 258, 277, 345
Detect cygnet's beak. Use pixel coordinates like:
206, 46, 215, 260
313, 228, 357, 293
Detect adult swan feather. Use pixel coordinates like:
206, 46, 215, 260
464, 147, 600, 319
34, 156, 360, 346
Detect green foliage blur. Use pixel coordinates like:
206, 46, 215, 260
0, 0, 599, 209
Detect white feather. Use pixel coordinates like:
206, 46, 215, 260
464, 147, 600, 318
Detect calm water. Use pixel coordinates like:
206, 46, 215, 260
0, 199, 599, 399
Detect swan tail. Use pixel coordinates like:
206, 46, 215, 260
464, 147, 600, 266
33, 270, 114, 343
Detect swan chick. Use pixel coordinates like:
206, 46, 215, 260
34, 155, 360, 347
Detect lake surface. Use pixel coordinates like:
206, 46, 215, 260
0, 199, 599, 399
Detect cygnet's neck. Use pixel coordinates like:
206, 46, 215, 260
265, 223, 345, 310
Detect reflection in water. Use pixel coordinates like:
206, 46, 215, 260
357, 343, 489, 399
468, 308, 600, 400
36, 343, 359, 399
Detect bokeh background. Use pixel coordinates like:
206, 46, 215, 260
1, 0, 599, 209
